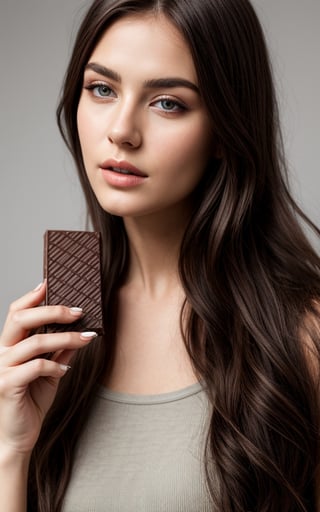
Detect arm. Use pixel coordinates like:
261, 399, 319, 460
0, 282, 97, 510
0, 449, 30, 512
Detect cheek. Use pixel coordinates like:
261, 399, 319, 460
77, 106, 89, 153
155, 123, 212, 174
77, 102, 100, 156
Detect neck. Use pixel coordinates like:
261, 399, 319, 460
123, 208, 189, 297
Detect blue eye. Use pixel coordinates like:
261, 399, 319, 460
95, 84, 113, 97
160, 99, 178, 111
84, 83, 115, 98
153, 98, 185, 112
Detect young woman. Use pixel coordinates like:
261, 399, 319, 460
0, 0, 319, 511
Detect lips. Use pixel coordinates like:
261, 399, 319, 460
100, 159, 147, 177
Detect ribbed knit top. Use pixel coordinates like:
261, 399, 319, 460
61, 382, 212, 511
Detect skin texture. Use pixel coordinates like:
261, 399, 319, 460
77, 14, 214, 222
0, 8, 318, 511
0, 282, 97, 511
77, 14, 216, 394
0, 16, 214, 510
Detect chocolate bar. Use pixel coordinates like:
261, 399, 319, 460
44, 230, 104, 335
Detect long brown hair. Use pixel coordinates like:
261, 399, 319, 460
28, 0, 320, 510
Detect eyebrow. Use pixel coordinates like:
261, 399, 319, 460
85, 62, 199, 94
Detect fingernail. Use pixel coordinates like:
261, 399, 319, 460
33, 282, 43, 291
59, 364, 71, 372
70, 307, 83, 315
80, 331, 98, 340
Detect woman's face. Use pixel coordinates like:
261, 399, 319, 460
77, 13, 214, 220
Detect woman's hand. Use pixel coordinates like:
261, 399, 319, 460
0, 281, 97, 456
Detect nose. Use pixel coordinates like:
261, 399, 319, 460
107, 103, 142, 149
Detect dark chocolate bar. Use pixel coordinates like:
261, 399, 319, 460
44, 230, 104, 335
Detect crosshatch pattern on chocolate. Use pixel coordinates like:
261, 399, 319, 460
44, 230, 104, 335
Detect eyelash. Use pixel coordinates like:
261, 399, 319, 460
83, 82, 187, 113
152, 97, 186, 113
84, 82, 114, 98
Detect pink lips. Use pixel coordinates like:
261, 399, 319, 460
100, 159, 147, 177
100, 159, 148, 188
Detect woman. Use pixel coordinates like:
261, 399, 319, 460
0, 0, 319, 510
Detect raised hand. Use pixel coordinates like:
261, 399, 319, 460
0, 281, 97, 455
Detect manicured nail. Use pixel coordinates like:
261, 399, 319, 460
70, 307, 83, 315
33, 282, 43, 291
80, 331, 98, 340
59, 364, 71, 372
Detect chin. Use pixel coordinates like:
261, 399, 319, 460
97, 200, 143, 218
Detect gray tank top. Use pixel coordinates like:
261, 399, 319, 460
62, 382, 212, 511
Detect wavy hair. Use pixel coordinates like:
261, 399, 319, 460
28, 0, 320, 510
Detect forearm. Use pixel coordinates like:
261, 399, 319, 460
0, 447, 30, 512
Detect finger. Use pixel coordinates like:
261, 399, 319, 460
0, 281, 46, 342
0, 358, 70, 395
1, 332, 97, 367
53, 349, 77, 367
0, 304, 84, 347
7, 281, 46, 314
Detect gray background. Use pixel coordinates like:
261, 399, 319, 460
0, 0, 319, 326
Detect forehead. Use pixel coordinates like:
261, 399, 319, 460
88, 13, 198, 83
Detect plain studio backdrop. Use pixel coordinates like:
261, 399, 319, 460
0, 0, 319, 326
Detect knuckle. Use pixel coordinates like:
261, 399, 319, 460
29, 333, 42, 347
8, 299, 19, 314
64, 332, 74, 345
31, 358, 46, 372
54, 305, 67, 317
8, 309, 22, 325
